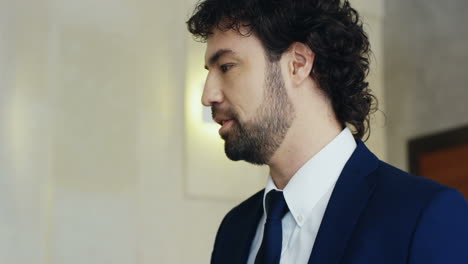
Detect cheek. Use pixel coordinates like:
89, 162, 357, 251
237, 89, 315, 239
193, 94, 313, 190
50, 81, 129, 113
226, 74, 264, 120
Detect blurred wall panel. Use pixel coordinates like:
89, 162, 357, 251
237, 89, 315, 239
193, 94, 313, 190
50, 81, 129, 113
358, 8, 387, 161
48, 2, 139, 262
385, 0, 468, 170
0, 0, 51, 263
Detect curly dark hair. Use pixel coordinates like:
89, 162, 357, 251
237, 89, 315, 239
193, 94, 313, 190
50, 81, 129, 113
187, 0, 377, 140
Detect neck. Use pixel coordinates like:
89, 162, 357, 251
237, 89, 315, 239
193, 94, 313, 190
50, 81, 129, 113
266, 93, 343, 189
268, 121, 342, 189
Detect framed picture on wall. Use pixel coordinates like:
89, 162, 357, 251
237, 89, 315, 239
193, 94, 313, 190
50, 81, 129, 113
408, 125, 468, 199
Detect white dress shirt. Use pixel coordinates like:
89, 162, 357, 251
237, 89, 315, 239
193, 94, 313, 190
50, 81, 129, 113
247, 127, 357, 264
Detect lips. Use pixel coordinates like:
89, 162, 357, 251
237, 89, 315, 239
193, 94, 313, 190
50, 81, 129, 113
219, 119, 234, 135
221, 119, 233, 126
214, 116, 233, 126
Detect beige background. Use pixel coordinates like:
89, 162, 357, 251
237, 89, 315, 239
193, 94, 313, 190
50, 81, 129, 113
2, 0, 465, 263
384, 0, 468, 170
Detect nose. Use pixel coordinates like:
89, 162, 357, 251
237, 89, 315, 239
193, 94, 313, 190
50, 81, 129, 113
201, 73, 224, 107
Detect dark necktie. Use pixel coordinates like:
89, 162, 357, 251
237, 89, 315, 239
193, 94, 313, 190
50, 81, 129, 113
255, 190, 290, 264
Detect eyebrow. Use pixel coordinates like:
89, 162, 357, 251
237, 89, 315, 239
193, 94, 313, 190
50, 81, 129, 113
204, 49, 236, 70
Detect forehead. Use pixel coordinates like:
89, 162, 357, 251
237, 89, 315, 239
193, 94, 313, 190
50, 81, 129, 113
205, 28, 266, 63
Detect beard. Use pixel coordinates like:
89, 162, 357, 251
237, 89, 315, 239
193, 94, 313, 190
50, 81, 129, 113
212, 61, 295, 165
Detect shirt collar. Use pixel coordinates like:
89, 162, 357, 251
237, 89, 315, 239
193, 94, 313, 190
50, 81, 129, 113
262, 127, 357, 227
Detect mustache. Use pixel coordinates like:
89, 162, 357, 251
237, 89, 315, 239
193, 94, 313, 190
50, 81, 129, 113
211, 105, 239, 121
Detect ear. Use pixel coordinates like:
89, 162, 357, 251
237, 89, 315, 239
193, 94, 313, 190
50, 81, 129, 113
287, 42, 315, 86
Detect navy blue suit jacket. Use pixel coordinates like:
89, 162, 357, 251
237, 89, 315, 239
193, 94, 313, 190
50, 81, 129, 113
211, 140, 468, 263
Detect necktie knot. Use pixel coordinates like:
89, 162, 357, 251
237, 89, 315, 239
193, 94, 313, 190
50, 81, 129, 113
265, 190, 289, 221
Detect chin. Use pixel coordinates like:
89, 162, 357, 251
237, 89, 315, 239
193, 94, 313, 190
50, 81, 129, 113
224, 144, 269, 165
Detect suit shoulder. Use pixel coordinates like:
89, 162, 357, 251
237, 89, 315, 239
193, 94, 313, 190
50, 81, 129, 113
211, 189, 264, 261
373, 160, 463, 206
223, 189, 264, 222
376, 160, 448, 192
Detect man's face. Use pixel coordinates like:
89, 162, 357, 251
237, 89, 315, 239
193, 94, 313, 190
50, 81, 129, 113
203, 28, 295, 165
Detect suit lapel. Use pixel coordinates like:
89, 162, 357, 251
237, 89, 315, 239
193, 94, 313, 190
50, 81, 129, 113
233, 190, 264, 264
308, 140, 379, 264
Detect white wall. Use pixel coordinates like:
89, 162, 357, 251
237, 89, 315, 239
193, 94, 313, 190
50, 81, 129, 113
384, 0, 468, 170
0, 0, 386, 263
0, 1, 51, 263
352, 0, 387, 160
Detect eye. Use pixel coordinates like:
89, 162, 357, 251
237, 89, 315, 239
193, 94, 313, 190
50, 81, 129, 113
220, 64, 234, 73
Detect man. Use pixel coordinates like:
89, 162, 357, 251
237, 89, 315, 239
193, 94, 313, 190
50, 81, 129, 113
186, 0, 468, 263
